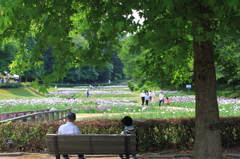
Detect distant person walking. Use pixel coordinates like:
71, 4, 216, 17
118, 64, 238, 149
166, 97, 170, 106
159, 91, 164, 106
145, 91, 150, 106
149, 90, 152, 102
151, 91, 156, 102
86, 88, 89, 98
140, 90, 145, 106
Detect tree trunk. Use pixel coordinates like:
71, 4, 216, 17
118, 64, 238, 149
193, 39, 222, 158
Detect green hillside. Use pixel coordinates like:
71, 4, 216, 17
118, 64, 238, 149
0, 87, 43, 100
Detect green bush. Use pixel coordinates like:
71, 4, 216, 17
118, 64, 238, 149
20, 82, 32, 87
0, 83, 22, 88
49, 82, 125, 88
0, 117, 239, 153
140, 85, 149, 92
133, 86, 140, 91
137, 80, 145, 88
126, 80, 135, 92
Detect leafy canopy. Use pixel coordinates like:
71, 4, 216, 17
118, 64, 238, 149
1, 0, 240, 91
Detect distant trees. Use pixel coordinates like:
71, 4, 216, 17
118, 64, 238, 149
8, 37, 125, 83
215, 37, 240, 92
118, 35, 194, 88
0, 41, 18, 74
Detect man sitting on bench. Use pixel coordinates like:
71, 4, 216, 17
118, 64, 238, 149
58, 112, 84, 159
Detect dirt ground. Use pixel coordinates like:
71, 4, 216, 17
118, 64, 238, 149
1, 148, 240, 159
0, 154, 121, 159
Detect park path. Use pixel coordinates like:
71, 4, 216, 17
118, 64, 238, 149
0, 154, 123, 159
1, 151, 240, 159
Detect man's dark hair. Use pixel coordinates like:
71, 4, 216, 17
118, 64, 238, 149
66, 112, 76, 120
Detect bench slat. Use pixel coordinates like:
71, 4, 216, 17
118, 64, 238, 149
46, 134, 137, 155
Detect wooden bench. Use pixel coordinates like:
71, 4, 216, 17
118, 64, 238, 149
46, 134, 137, 159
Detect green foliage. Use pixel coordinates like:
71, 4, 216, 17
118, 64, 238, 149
20, 82, 33, 87
133, 86, 140, 91
1, 0, 239, 91
65, 66, 99, 83
0, 41, 18, 73
140, 85, 149, 93
0, 117, 239, 152
49, 83, 124, 88
215, 37, 240, 92
118, 36, 193, 87
0, 83, 22, 88
126, 80, 135, 92
118, 36, 141, 78
110, 52, 125, 80
1, 1, 240, 156
220, 117, 240, 148
139, 81, 160, 92
136, 80, 145, 88
216, 82, 240, 98
0, 121, 57, 152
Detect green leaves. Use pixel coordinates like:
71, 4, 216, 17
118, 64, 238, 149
196, 27, 204, 34
115, 21, 125, 31
226, 0, 239, 11
214, 36, 240, 84
1, 0, 240, 94
162, 0, 174, 11
174, 17, 183, 27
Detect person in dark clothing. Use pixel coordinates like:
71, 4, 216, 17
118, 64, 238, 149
119, 116, 138, 159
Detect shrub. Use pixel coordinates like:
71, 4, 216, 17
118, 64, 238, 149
126, 81, 135, 92
0, 117, 239, 153
133, 86, 140, 91
0, 83, 22, 88
140, 85, 149, 92
20, 82, 32, 87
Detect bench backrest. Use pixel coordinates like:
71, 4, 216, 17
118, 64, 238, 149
46, 134, 136, 155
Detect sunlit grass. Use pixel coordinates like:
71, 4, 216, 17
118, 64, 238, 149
100, 108, 195, 120
0, 87, 42, 100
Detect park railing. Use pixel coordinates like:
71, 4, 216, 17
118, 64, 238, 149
0, 109, 71, 123
0, 109, 50, 120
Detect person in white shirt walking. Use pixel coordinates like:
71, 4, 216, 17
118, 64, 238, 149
149, 90, 152, 103
145, 91, 150, 106
159, 91, 164, 106
140, 90, 145, 106
151, 91, 156, 102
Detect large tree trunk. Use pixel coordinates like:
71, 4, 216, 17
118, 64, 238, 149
193, 39, 222, 158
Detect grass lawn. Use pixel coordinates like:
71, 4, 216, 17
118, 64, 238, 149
0, 87, 43, 100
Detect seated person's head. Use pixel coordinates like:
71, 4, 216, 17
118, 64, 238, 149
121, 116, 132, 126
66, 112, 76, 122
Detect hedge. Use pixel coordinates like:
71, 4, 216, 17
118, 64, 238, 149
0, 83, 22, 88
0, 117, 239, 152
